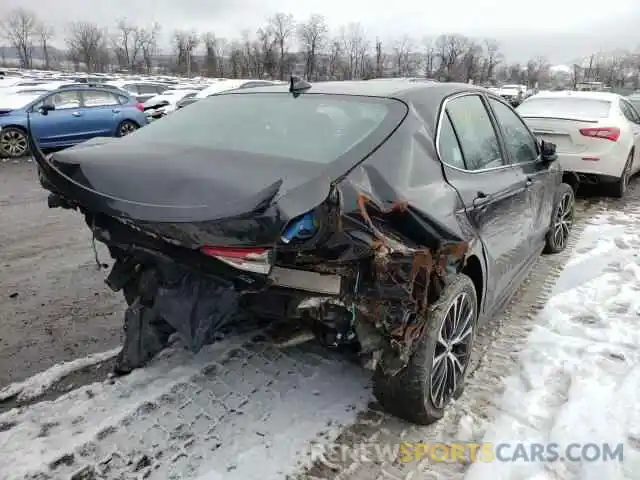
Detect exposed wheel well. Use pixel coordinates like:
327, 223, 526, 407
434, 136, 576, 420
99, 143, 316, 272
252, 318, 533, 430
1, 125, 27, 134
461, 255, 483, 310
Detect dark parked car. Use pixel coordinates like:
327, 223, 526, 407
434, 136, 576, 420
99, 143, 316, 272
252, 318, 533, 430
32, 80, 576, 425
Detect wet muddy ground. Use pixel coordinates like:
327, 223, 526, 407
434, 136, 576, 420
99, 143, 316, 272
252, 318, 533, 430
0, 159, 123, 388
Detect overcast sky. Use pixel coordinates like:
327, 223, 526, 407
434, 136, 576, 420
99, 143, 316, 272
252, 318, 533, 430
3, 0, 640, 63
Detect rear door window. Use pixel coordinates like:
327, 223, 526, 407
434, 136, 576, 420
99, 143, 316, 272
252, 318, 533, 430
445, 94, 505, 170
82, 90, 120, 107
40, 91, 81, 110
488, 98, 538, 164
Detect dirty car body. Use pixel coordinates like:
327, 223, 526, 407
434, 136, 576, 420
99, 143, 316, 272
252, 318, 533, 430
33, 80, 573, 425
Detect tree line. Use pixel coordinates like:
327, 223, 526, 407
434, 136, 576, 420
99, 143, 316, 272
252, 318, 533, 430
2, 7, 640, 89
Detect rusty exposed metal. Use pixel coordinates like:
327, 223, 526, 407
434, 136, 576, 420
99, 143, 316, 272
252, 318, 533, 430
349, 191, 470, 370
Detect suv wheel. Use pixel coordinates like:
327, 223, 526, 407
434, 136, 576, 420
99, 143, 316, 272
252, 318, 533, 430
373, 274, 477, 425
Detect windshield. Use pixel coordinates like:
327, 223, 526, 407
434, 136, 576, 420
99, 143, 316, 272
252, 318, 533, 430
517, 97, 611, 119
123, 92, 406, 164
0, 93, 40, 109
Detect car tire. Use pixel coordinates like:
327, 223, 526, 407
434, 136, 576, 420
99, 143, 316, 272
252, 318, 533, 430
116, 120, 139, 137
609, 151, 633, 198
543, 182, 574, 254
0, 126, 29, 158
372, 274, 477, 425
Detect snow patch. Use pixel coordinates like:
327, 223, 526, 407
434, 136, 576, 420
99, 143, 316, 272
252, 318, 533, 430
0, 347, 120, 402
0, 334, 370, 479
465, 209, 640, 480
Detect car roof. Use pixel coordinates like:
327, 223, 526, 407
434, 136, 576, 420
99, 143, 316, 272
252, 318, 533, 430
528, 90, 621, 101
106, 80, 162, 85
224, 79, 485, 104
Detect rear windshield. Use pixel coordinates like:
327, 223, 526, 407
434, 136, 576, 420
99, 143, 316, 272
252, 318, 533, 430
517, 97, 611, 119
628, 97, 640, 110
124, 92, 406, 164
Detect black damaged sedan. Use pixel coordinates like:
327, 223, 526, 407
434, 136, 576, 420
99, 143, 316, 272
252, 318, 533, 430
33, 79, 576, 425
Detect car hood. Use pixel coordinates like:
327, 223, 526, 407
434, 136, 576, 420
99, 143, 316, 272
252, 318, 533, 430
38, 137, 332, 225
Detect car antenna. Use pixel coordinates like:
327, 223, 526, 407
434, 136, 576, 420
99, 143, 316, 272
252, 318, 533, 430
289, 76, 311, 98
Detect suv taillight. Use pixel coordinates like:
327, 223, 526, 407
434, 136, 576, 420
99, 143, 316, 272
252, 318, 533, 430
135, 102, 144, 112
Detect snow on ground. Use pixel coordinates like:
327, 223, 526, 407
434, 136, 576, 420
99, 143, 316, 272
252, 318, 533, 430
0, 333, 370, 480
0, 348, 120, 402
465, 208, 640, 480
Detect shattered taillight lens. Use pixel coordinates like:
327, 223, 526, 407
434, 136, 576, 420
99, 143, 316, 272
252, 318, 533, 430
200, 246, 272, 275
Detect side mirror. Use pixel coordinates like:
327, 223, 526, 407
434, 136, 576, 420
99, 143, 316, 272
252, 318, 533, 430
539, 140, 557, 163
38, 104, 55, 115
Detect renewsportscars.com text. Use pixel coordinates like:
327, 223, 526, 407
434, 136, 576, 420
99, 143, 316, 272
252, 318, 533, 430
310, 441, 624, 465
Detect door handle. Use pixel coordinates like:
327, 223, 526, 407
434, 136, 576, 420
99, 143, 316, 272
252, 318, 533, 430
72, 111, 82, 117
112, 109, 121, 113
525, 177, 533, 187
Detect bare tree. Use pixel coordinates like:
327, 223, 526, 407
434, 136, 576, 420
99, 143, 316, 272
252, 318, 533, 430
392, 35, 414, 77
461, 40, 483, 83
435, 34, 467, 81
1, 8, 38, 68
66, 22, 110, 72
298, 14, 328, 81
341, 23, 367, 80
269, 13, 296, 80
112, 18, 144, 71
526, 56, 550, 88
35, 22, 55, 69
173, 30, 199, 76
240, 29, 258, 78
482, 39, 502, 83
256, 26, 277, 78
203, 32, 221, 76
228, 40, 244, 78
375, 38, 385, 77
139, 23, 160, 74
327, 38, 343, 80
423, 38, 437, 78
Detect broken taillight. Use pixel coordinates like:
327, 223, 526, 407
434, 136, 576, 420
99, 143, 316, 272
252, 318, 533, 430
200, 246, 272, 275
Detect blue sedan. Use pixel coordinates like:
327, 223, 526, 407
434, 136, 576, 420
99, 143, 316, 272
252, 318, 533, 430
0, 86, 148, 158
